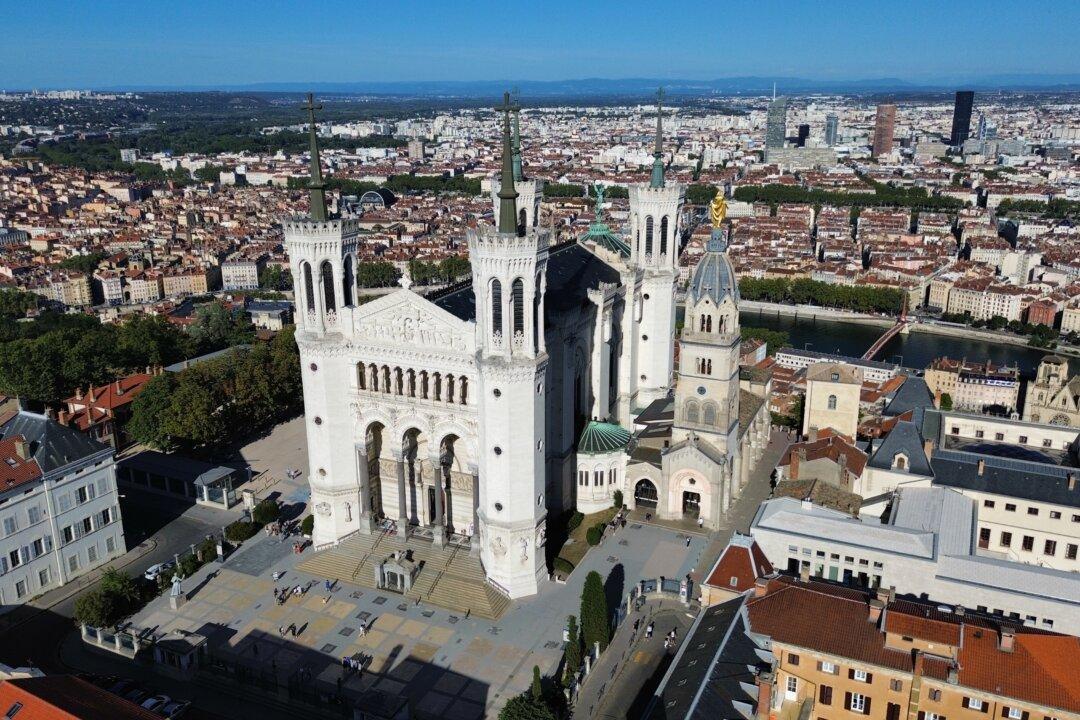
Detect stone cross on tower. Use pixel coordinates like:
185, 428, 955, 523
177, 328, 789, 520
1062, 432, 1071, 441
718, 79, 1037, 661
650, 86, 666, 189
494, 91, 521, 235
303, 92, 328, 222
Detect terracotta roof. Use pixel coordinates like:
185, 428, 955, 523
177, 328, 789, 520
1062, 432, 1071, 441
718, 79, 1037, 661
703, 534, 773, 592
957, 626, 1080, 713
64, 373, 151, 412
0, 434, 43, 492
0, 676, 162, 719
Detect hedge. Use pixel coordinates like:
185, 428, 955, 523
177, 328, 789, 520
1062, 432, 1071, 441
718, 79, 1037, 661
252, 498, 281, 525
300, 514, 314, 536
553, 557, 575, 576
585, 524, 604, 546
225, 520, 260, 542
566, 511, 584, 532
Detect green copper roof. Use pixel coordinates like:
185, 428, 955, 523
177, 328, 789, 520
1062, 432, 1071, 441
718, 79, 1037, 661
650, 87, 665, 189
577, 420, 632, 455
303, 93, 328, 222
580, 221, 630, 257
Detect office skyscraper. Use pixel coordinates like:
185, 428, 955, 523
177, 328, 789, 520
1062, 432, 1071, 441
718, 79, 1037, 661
950, 90, 975, 146
825, 114, 839, 146
765, 96, 787, 149
871, 103, 896, 158
797, 124, 810, 147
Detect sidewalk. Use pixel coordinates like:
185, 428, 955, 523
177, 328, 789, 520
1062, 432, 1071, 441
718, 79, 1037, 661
0, 537, 158, 635
574, 597, 693, 719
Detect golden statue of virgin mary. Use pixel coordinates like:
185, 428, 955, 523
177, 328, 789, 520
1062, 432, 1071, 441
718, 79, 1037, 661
709, 190, 728, 228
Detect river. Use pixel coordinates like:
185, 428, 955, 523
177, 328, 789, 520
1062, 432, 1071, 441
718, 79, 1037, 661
738, 310, 1070, 377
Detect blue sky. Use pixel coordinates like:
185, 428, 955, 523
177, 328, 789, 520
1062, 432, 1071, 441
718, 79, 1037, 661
5, 0, 1078, 88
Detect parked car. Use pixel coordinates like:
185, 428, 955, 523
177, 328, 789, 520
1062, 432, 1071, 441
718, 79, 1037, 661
144, 561, 175, 582
106, 678, 135, 695
157, 700, 191, 718
141, 695, 170, 712
122, 687, 150, 704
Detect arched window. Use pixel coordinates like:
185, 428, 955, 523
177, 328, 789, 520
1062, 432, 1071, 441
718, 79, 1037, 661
459, 376, 468, 405
827, 394, 838, 410
302, 262, 314, 315
518, 208, 527, 234
433, 373, 442, 401
394, 367, 403, 395
320, 261, 336, 313
533, 274, 542, 352
369, 364, 379, 392
490, 279, 503, 338
644, 216, 654, 255
381, 366, 390, 393
700, 315, 706, 332
894, 454, 908, 470
446, 375, 455, 404
357, 363, 366, 390
342, 254, 354, 307
706, 359, 712, 375
407, 369, 416, 397
420, 371, 429, 399
703, 403, 717, 426
660, 216, 669, 256
686, 401, 700, 424
511, 278, 524, 337
706, 316, 713, 333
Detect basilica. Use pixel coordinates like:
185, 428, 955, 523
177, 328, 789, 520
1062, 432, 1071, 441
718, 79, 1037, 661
285, 93, 771, 599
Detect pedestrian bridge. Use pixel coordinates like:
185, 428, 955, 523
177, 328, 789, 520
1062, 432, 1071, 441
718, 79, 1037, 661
862, 319, 907, 360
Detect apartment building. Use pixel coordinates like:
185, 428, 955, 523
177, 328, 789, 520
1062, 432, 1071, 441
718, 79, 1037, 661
750, 488, 1080, 634
93, 270, 124, 306
222, 255, 264, 291
48, 273, 92, 308
803, 362, 864, 439
126, 271, 163, 304
0, 411, 124, 609
924, 357, 1019, 414
162, 266, 213, 298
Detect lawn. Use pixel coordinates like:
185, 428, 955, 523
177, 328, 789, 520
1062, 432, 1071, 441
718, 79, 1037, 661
558, 506, 619, 569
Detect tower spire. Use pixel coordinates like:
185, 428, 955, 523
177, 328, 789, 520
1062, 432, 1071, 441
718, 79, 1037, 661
511, 87, 523, 182
650, 87, 665, 189
303, 93, 328, 222
495, 91, 521, 235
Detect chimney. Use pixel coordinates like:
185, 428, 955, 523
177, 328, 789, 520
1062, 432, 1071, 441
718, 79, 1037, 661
923, 438, 935, 457
954, 605, 966, 617
75, 387, 83, 401
876, 586, 895, 605
868, 598, 885, 624
999, 628, 1015, 652
115, 381, 123, 396
754, 577, 769, 598
799, 564, 811, 583
947, 666, 959, 684
977, 459, 986, 476
13, 439, 29, 460
1069, 474, 1077, 491
755, 671, 774, 720
86, 385, 95, 403
789, 447, 800, 480
913, 651, 925, 677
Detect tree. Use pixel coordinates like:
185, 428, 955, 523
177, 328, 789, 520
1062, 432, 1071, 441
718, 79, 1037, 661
531, 665, 542, 699
498, 694, 557, 720
356, 261, 401, 288
127, 373, 178, 450
580, 570, 610, 652
98, 568, 141, 607
0, 288, 40, 318
188, 302, 253, 353
563, 615, 581, 685
194, 164, 226, 183
686, 184, 718, 206
939, 393, 954, 411
259, 264, 293, 291
73, 589, 118, 629
612, 489, 623, 509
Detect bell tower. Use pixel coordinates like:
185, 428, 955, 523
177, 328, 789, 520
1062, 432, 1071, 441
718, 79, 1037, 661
628, 88, 684, 408
469, 93, 550, 599
284, 94, 363, 547
491, 100, 543, 234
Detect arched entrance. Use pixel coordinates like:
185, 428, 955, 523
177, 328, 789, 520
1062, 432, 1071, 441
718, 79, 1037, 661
634, 479, 658, 508
682, 491, 701, 518
362, 422, 385, 518
401, 428, 429, 526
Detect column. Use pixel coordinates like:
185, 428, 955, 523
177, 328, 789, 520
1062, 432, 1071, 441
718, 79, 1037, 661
393, 450, 408, 539
469, 465, 480, 556
356, 443, 374, 534
430, 453, 446, 547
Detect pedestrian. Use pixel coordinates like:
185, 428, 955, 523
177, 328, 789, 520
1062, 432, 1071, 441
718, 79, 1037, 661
646, 622, 654, 639
697, 517, 703, 529
279, 625, 285, 637
325, 579, 332, 593
685, 536, 691, 548
672, 627, 678, 639
341, 656, 348, 669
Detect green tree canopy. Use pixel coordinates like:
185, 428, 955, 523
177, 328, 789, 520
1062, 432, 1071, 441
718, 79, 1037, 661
580, 570, 610, 652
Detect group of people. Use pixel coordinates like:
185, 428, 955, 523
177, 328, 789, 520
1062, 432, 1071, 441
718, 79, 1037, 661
607, 512, 628, 533
279, 622, 300, 638
636, 620, 679, 650
274, 582, 312, 606
340, 653, 367, 674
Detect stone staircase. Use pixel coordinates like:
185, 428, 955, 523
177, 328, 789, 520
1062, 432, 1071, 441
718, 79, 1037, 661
296, 531, 511, 621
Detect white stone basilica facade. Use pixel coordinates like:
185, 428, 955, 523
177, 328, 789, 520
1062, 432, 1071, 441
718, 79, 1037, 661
286, 97, 770, 599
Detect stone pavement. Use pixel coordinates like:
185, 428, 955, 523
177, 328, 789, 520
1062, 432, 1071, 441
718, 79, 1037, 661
579, 600, 696, 720
112, 503, 708, 718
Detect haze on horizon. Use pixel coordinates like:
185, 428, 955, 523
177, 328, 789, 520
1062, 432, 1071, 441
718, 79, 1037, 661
5, 0, 1079, 90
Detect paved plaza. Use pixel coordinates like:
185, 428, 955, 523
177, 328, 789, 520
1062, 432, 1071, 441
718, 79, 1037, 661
125, 509, 707, 717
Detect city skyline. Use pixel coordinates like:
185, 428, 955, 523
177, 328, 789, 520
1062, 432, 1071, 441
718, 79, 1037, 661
5, 0, 1080, 90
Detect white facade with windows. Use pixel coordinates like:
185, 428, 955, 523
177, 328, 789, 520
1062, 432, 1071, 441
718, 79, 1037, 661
0, 412, 123, 611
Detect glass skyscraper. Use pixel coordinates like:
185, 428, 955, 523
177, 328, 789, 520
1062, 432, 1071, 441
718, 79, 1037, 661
765, 97, 787, 149
950, 91, 975, 146
825, 114, 838, 146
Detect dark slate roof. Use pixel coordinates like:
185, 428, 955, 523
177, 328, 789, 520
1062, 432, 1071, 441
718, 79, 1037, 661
0, 411, 109, 474
885, 376, 935, 417
432, 241, 621, 323
644, 595, 762, 720
577, 421, 632, 455
688, 238, 740, 306
248, 300, 292, 313
636, 396, 675, 425
867, 420, 933, 477
931, 448, 1080, 508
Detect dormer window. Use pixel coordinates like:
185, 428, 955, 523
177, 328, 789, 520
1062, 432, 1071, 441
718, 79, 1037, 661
893, 454, 908, 470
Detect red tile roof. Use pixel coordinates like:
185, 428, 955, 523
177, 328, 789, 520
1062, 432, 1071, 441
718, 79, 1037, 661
0, 434, 43, 492
0, 676, 162, 719
703, 535, 773, 592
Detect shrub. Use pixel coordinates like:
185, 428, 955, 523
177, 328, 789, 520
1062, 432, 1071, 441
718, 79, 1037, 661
74, 589, 119, 629
566, 511, 584, 532
252, 498, 281, 525
612, 490, 623, 509
300, 514, 314, 536
585, 524, 604, 546
225, 520, 260, 542
553, 557, 575, 576
580, 570, 610, 651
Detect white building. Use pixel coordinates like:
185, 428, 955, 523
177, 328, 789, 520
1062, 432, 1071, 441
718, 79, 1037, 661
0, 412, 124, 609
750, 490, 1080, 634
222, 256, 264, 291
286, 99, 769, 600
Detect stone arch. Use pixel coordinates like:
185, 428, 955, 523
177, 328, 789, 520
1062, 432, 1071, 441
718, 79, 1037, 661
669, 469, 711, 522
320, 260, 336, 313
342, 253, 355, 307
360, 420, 387, 517
420, 370, 430, 399
518, 208, 527, 235
703, 402, 718, 427
357, 362, 366, 390
368, 363, 379, 392
827, 394, 838, 410
685, 400, 700, 424
394, 367, 404, 395
433, 372, 442, 402
381, 366, 391, 393
634, 478, 658, 508
400, 425, 432, 527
